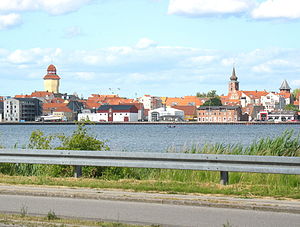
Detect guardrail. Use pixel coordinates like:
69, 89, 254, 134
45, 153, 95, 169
0, 149, 299, 185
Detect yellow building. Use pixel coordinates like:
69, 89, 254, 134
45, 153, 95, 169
43, 64, 60, 93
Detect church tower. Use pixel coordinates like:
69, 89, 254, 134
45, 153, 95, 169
279, 80, 291, 93
228, 67, 239, 100
43, 64, 60, 94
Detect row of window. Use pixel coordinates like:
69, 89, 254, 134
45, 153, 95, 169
198, 117, 238, 122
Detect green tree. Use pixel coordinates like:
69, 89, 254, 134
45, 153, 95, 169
202, 97, 222, 106
292, 88, 300, 100
284, 104, 299, 111
196, 90, 218, 98
27, 123, 110, 177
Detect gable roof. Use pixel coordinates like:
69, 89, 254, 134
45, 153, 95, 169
97, 105, 138, 112
241, 91, 268, 99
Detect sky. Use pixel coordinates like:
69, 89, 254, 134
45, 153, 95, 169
1, 0, 300, 98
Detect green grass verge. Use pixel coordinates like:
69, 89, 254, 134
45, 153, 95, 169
0, 172, 299, 199
0, 212, 149, 227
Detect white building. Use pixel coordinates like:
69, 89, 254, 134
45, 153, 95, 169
79, 105, 139, 122
261, 92, 286, 111
148, 107, 184, 122
138, 95, 162, 110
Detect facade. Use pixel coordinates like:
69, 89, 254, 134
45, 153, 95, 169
260, 92, 286, 111
4, 98, 42, 122
80, 105, 139, 122
257, 110, 298, 122
43, 64, 60, 93
138, 95, 162, 110
148, 107, 184, 122
170, 105, 197, 121
197, 106, 248, 123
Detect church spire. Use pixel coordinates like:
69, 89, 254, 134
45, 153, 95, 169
230, 67, 238, 81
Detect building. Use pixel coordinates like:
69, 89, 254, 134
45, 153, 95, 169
4, 98, 42, 122
163, 96, 203, 107
228, 67, 240, 100
77, 105, 139, 122
43, 64, 60, 93
197, 106, 248, 123
148, 107, 184, 122
170, 105, 197, 121
137, 95, 162, 110
257, 110, 298, 122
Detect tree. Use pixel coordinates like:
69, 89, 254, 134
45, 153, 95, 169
196, 90, 218, 98
292, 88, 300, 100
284, 104, 299, 111
202, 97, 222, 106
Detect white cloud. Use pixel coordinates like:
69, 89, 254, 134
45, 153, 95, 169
0, 13, 21, 30
136, 38, 158, 49
168, 0, 254, 16
74, 72, 95, 80
6, 48, 62, 64
0, 0, 92, 15
252, 0, 300, 19
252, 64, 272, 73
1, 45, 300, 97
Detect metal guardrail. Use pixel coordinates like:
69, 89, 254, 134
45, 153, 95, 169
0, 149, 299, 185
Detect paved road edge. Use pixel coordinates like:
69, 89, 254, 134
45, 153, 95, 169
0, 184, 299, 214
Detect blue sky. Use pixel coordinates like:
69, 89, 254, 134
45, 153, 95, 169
1, 0, 300, 98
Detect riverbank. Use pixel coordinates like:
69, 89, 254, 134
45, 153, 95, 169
0, 121, 300, 125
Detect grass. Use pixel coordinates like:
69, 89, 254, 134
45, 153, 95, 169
0, 212, 148, 227
0, 173, 299, 199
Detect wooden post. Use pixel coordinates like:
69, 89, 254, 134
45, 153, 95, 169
220, 171, 229, 185
74, 166, 82, 178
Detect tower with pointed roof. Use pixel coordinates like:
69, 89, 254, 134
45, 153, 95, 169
279, 80, 291, 93
43, 64, 60, 94
228, 67, 239, 99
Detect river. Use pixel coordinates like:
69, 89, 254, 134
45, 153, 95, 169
0, 124, 299, 152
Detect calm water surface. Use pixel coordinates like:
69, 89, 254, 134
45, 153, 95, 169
0, 124, 299, 152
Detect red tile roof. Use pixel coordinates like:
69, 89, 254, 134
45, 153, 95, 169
172, 105, 197, 116
31, 91, 54, 97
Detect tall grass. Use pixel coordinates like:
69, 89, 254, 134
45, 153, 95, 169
177, 130, 300, 157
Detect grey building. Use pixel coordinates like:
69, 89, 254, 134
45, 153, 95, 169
4, 98, 42, 122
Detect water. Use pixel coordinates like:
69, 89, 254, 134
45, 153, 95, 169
0, 124, 299, 152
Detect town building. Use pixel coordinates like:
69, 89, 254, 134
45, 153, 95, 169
163, 96, 203, 107
4, 98, 42, 122
148, 106, 184, 122
170, 105, 197, 121
137, 95, 162, 110
257, 110, 298, 122
43, 64, 60, 94
197, 106, 248, 123
78, 105, 139, 122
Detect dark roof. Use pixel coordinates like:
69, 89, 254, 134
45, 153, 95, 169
15, 98, 41, 103
198, 105, 240, 110
279, 80, 291, 90
97, 105, 137, 111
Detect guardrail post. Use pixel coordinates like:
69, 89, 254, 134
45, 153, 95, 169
220, 171, 229, 185
74, 166, 82, 178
